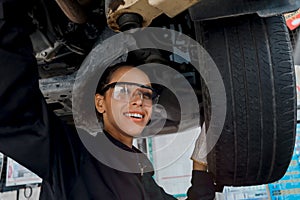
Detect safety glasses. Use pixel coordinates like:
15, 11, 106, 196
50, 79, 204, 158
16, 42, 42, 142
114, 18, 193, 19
99, 82, 159, 105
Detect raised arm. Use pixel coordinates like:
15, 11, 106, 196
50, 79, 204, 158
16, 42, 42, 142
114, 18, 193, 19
0, 0, 64, 179
187, 124, 216, 200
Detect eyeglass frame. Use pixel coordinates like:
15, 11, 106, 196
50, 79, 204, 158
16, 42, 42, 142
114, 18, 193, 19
98, 81, 160, 105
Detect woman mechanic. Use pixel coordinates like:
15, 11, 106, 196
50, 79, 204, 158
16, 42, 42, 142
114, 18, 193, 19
0, 0, 215, 199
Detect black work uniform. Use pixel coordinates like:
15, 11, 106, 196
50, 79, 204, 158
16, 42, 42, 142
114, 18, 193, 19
0, 1, 216, 199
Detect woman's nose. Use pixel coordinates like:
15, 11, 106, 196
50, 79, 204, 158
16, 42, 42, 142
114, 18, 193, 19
130, 91, 144, 105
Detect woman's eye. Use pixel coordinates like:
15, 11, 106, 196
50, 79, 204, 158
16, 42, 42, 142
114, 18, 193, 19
119, 86, 129, 94
143, 92, 152, 100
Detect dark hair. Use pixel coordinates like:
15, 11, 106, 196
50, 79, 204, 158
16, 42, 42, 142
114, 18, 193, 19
94, 48, 166, 124
95, 61, 136, 123
95, 62, 134, 94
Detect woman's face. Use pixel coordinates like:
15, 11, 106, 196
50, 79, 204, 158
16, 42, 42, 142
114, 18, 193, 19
95, 66, 153, 142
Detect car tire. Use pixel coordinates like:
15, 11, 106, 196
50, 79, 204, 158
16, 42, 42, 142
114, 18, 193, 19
194, 14, 297, 186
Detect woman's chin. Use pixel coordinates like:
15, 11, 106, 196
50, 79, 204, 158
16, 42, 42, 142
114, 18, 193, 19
119, 120, 147, 138
122, 126, 145, 138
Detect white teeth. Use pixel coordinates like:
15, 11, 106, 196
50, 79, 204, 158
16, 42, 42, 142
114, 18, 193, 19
124, 113, 143, 119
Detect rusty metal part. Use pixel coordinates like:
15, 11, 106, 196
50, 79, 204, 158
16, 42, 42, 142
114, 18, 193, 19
106, 0, 200, 32
55, 0, 88, 24
107, 0, 161, 32
108, 0, 125, 12
148, 0, 200, 18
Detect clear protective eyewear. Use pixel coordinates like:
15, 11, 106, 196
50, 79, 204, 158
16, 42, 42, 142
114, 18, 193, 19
100, 82, 159, 105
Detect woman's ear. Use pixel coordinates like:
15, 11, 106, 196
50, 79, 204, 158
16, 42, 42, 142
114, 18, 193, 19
95, 94, 105, 113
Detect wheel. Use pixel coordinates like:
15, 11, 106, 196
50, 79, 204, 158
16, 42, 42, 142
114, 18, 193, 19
194, 14, 297, 186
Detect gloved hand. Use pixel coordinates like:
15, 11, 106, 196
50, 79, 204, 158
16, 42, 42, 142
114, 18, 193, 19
191, 123, 208, 167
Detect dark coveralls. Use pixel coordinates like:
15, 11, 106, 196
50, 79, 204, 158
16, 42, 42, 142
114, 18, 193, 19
0, 0, 216, 199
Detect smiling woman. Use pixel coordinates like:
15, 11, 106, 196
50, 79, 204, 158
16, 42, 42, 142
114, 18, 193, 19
95, 64, 154, 147
0, 43, 216, 199
0, 5, 216, 197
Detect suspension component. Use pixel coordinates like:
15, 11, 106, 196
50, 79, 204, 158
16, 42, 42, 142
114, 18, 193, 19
106, 0, 200, 32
